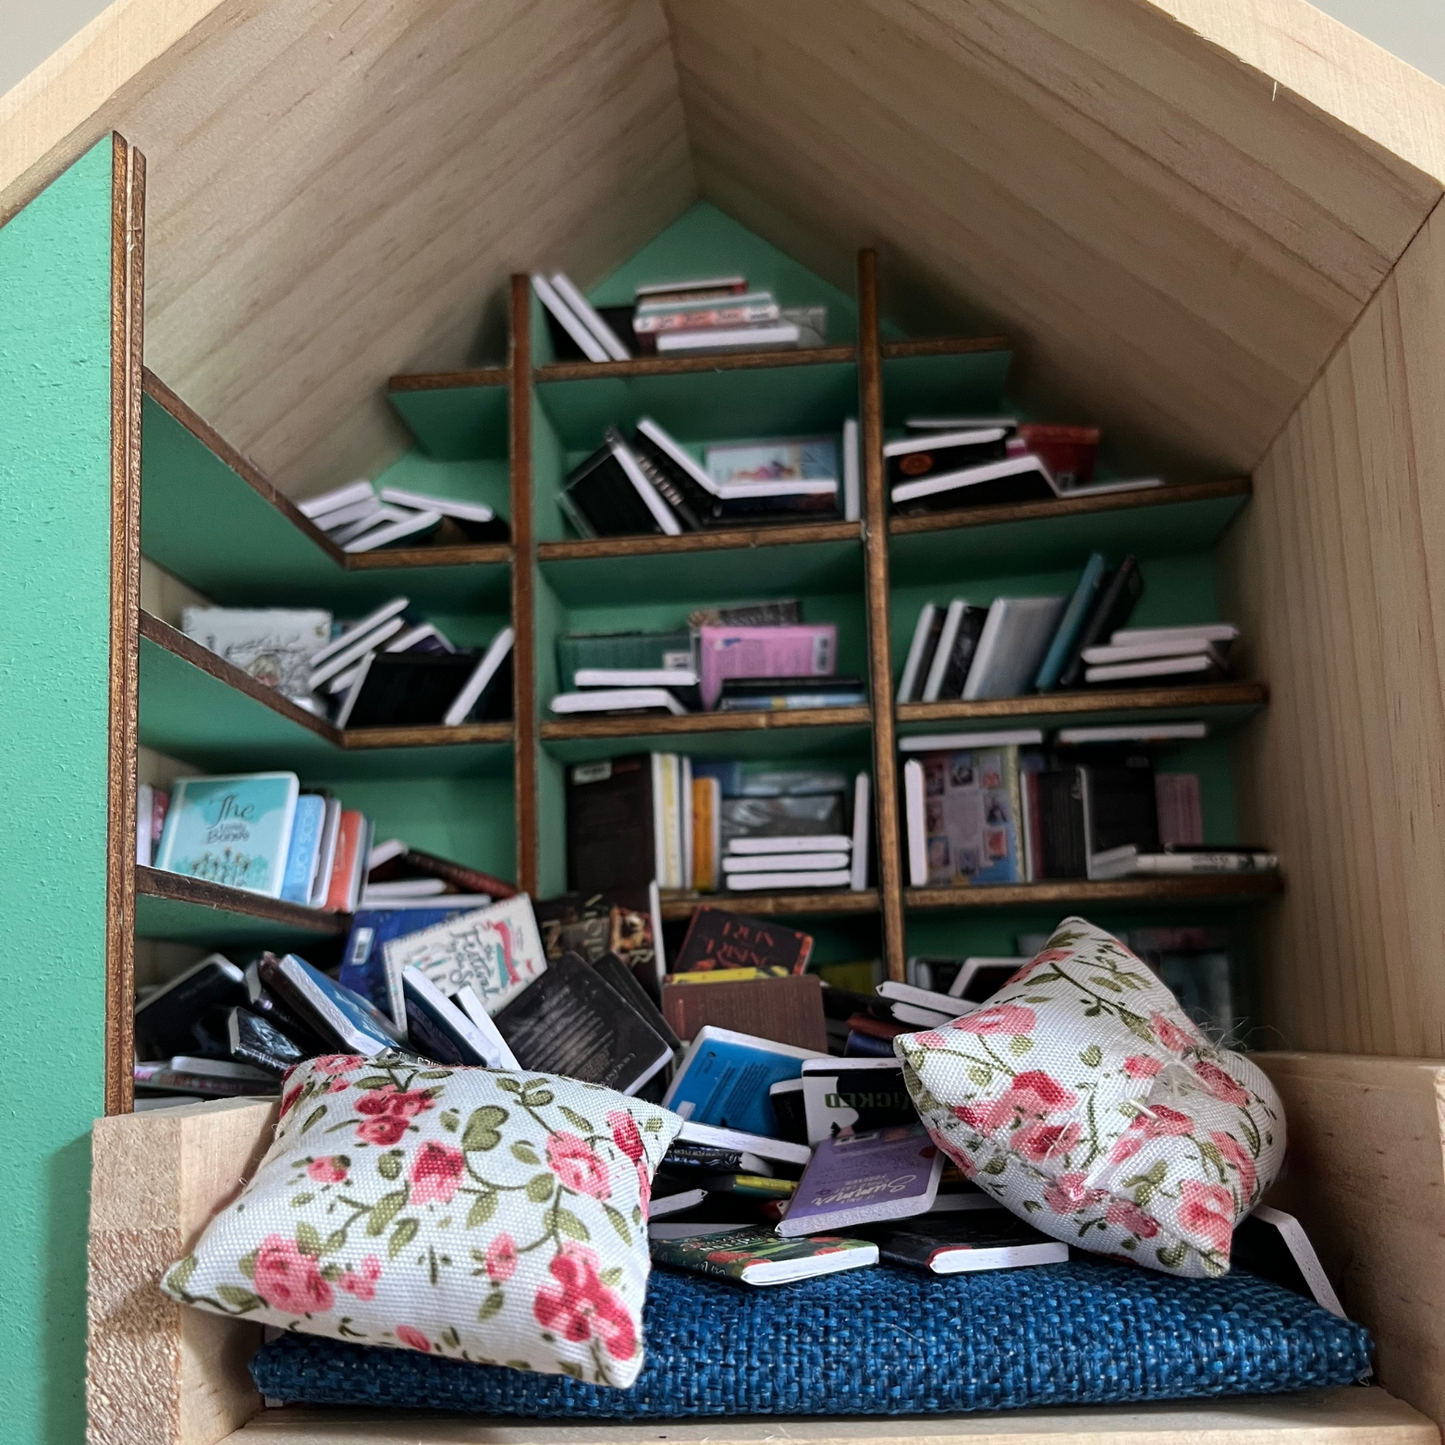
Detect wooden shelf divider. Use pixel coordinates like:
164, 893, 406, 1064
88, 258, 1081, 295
906, 875, 1284, 910
858, 250, 907, 981
897, 681, 1268, 726
538, 519, 859, 563
510, 273, 540, 896
135, 865, 350, 937
534, 344, 858, 384
889, 477, 1251, 539
540, 705, 870, 742
660, 890, 880, 921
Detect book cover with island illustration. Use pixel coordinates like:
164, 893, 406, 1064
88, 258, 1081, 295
650, 1224, 877, 1285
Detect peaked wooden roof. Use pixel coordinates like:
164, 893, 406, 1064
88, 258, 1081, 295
3, 0, 1444, 493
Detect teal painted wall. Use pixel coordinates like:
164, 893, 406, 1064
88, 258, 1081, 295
0, 138, 116, 1445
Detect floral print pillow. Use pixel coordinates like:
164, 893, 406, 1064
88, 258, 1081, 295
161, 1052, 682, 1387
895, 917, 1284, 1278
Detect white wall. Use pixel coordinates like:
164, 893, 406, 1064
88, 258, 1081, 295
0, 0, 1441, 123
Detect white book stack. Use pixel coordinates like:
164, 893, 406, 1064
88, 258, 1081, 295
299, 477, 500, 554
722, 772, 870, 892
1082, 623, 1239, 685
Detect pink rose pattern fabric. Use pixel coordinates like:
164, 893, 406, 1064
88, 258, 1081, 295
895, 917, 1284, 1278
161, 1055, 682, 1387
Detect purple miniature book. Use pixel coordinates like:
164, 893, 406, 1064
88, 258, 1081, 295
776, 1123, 944, 1236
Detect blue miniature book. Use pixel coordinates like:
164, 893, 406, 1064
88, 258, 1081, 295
154, 772, 299, 898
279, 794, 325, 904
339, 901, 492, 1030
1034, 552, 1107, 692
663, 1025, 826, 1137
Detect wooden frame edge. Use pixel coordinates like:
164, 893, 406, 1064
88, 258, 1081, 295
510, 274, 539, 895
858, 250, 906, 981
105, 133, 144, 1118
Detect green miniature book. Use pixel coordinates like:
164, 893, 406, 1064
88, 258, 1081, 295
650, 1225, 877, 1286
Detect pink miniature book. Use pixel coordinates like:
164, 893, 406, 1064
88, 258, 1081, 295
698, 624, 836, 709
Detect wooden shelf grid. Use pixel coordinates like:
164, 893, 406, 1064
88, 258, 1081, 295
134, 250, 1272, 1002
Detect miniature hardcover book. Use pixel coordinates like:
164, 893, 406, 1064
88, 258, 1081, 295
154, 772, 300, 898
778, 1124, 944, 1236
650, 1225, 877, 1285
383, 895, 547, 1015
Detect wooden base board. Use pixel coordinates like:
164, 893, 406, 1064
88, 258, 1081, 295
225, 1391, 1435, 1445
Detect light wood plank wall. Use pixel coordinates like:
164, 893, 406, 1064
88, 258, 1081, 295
1222, 198, 1445, 1059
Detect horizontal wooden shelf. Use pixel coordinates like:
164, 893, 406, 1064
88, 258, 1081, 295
889, 477, 1251, 538
140, 613, 514, 778
135, 866, 350, 946
344, 542, 510, 570
906, 875, 1283, 910
897, 682, 1268, 729
386, 366, 508, 392
660, 889, 879, 921
538, 518, 860, 562
535, 344, 857, 384
541, 705, 872, 741
226, 1389, 1433, 1445
880, 336, 1011, 360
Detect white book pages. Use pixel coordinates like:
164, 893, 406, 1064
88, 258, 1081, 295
441, 627, 515, 726
905, 760, 927, 887
850, 771, 871, 891
549, 272, 631, 361
310, 596, 409, 666
532, 273, 608, 362
298, 479, 375, 518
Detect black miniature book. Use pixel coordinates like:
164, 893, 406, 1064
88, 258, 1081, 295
135, 953, 247, 1059
593, 951, 681, 1053
1056, 555, 1143, 689
559, 431, 673, 538
337, 651, 481, 729
493, 952, 673, 1095
864, 1213, 1068, 1273
565, 754, 657, 894
226, 1007, 306, 1076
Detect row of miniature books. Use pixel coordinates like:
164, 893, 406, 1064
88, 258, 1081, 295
559, 414, 861, 538
899, 726, 1278, 888
182, 595, 514, 729
885, 417, 1162, 514
550, 604, 864, 718
294, 477, 509, 553
566, 755, 872, 895
897, 560, 1239, 704
533, 270, 827, 362
143, 771, 513, 911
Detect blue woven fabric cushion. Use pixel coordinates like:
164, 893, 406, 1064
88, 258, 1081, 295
251, 1260, 1370, 1417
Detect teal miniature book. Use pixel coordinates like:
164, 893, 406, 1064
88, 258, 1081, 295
154, 772, 300, 897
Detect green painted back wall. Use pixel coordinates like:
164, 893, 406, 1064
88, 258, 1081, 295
0, 138, 115, 1445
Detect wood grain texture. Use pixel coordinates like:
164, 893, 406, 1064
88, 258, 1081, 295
106, 135, 145, 1118
898, 683, 1267, 726
1220, 198, 1445, 1058
889, 479, 1252, 538
536, 344, 856, 384
135, 866, 350, 936
906, 876, 1283, 910
664, 0, 1445, 482
858, 250, 906, 981
539, 519, 860, 561
0, 0, 224, 197
1255, 1052, 1445, 1428
88, 1097, 275, 1445
660, 890, 879, 921
510, 275, 540, 895
6, 0, 696, 500
228, 1393, 1436, 1445
540, 705, 871, 741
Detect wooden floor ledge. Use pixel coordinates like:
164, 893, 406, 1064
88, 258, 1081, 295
226, 1390, 1435, 1445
